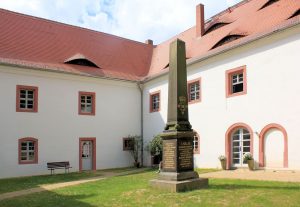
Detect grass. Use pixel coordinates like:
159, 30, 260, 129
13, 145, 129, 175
1, 169, 300, 207
0, 167, 136, 194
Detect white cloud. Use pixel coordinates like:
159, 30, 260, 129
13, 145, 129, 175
0, 0, 242, 44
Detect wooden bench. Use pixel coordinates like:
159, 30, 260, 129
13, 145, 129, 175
47, 161, 72, 175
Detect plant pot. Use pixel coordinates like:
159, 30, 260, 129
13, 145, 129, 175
247, 159, 255, 171
134, 161, 140, 168
220, 160, 226, 170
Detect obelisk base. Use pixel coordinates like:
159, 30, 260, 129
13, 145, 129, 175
150, 177, 208, 192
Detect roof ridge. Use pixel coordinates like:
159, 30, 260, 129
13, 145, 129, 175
0, 8, 152, 47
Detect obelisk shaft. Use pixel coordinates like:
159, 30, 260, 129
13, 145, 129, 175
166, 39, 191, 131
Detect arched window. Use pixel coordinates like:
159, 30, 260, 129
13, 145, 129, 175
193, 132, 200, 154
18, 137, 38, 164
204, 22, 230, 35
212, 35, 245, 49
288, 9, 300, 20
259, 0, 279, 10
64, 53, 99, 68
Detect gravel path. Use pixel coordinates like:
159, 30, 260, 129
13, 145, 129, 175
200, 168, 300, 182
0, 168, 147, 201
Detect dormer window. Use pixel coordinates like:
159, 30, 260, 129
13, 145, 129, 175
288, 9, 300, 19
64, 53, 99, 68
204, 22, 230, 35
212, 35, 245, 49
259, 0, 279, 10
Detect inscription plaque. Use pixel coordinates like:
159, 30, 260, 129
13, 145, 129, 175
178, 139, 193, 171
163, 140, 176, 171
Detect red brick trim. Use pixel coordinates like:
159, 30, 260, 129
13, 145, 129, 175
16, 85, 38, 112
259, 123, 288, 168
193, 131, 200, 154
78, 91, 96, 115
225, 123, 253, 170
149, 90, 160, 113
18, 137, 38, 164
188, 78, 201, 104
225, 65, 247, 98
79, 137, 96, 171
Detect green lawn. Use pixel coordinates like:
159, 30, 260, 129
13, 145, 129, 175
1, 169, 300, 207
0, 167, 137, 194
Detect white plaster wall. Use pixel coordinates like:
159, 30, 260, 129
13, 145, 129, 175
0, 68, 141, 178
143, 25, 300, 170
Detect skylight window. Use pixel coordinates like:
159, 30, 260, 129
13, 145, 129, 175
211, 35, 245, 49
259, 0, 279, 10
66, 59, 99, 68
204, 22, 230, 35
64, 53, 99, 68
288, 9, 300, 19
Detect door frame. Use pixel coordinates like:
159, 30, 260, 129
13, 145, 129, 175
79, 137, 96, 171
259, 123, 288, 168
225, 123, 253, 170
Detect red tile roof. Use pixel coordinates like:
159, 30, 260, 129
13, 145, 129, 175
0, 0, 299, 82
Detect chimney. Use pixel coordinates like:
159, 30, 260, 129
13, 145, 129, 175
145, 39, 153, 45
196, 4, 205, 37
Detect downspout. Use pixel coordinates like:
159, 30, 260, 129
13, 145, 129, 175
137, 82, 144, 167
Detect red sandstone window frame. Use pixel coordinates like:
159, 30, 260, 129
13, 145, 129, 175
225, 66, 247, 98
188, 78, 201, 104
18, 137, 38, 164
78, 91, 96, 115
16, 85, 38, 113
149, 91, 160, 113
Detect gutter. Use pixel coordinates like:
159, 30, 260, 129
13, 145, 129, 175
137, 82, 144, 167
0, 61, 138, 84
142, 20, 300, 83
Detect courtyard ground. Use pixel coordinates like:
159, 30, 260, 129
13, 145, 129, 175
0, 168, 300, 207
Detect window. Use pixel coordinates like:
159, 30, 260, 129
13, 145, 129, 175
188, 78, 201, 104
259, 0, 279, 10
150, 91, 160, 112
18, 138, 38, 164
212, 35, 245, 50
123, 138, 134, 151
226, 66, 247, 98
204, 22, 230, 35
78, 91, 96, 115
193, 132, 200, 154
16, 85, 38, 112
65, 53, 100, 68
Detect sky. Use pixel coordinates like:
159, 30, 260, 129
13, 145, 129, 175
0, 0, 243, 44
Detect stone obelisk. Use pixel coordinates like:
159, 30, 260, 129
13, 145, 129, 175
150, 39, 208, 192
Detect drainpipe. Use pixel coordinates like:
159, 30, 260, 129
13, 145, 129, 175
137, 82, 144, 167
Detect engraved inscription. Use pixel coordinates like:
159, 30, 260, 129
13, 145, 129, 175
163, 141, 176, 170
178, 140, 193, 170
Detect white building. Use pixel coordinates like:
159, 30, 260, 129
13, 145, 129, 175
0, 0, 300, 178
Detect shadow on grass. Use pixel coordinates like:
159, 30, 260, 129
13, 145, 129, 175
0, 171, 104, 194
0, 190, 96, 207
208, 183, 300, 191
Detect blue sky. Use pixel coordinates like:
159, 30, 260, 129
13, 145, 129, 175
0, 0, 242, 44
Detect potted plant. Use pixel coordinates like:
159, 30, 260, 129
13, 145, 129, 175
126, 135, 142, 168
243, 152, 254, 170
218, 155, 226, 170
145, 135, 163, 166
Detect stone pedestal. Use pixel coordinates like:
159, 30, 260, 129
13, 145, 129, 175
150, 130, 208, 192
